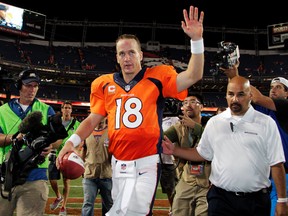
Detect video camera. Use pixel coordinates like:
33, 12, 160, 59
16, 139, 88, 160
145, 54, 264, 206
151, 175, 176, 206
164, 98, 182, 116
210, 41, 240, 76
0, 111, 68, 200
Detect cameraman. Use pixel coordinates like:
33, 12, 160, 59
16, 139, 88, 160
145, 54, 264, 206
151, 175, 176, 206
0, 69, 62, 216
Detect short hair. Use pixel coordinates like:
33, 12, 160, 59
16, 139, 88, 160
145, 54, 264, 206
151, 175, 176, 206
61, 101, 72, 108
187, 93, 204, 105
116, 34, 141, 50
216, 106, 227, 114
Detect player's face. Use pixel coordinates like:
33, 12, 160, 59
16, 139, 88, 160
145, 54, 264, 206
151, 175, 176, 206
269, 82, 288, 99
116, 38, 143, 77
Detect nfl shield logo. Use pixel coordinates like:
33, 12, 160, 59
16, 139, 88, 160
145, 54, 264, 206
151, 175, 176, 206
121, 163, 127, 170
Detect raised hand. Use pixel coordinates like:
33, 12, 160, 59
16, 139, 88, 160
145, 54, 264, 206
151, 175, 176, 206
221, 60, 240, 79
181, 5, 204, 41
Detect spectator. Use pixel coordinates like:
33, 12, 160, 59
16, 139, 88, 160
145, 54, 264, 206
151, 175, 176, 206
0, 69, 62, 215
57, 5, 204, 216
164, 93, 211, 216
161, 115, 180, 215
49, 101, 81, 216
80, 117, 113, 216
162, 76, 288, 216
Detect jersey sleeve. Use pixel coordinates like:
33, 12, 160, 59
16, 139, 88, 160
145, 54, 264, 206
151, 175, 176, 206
154, 65, 188, 100
90, 75, 108, 116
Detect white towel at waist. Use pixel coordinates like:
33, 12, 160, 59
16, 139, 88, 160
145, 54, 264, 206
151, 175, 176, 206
106, 154, 159, 216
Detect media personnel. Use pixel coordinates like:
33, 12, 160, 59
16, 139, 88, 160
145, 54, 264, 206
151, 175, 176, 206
0, 69, 63, 216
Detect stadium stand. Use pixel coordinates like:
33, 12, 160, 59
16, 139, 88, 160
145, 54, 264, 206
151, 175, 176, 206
0, 35, 287, 117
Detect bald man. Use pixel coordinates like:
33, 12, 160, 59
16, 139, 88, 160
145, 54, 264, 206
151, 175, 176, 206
162, 76, 288, 216
223, 62, 288, 216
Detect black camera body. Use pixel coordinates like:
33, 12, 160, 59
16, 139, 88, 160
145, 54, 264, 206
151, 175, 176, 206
0, 112, 68, 200
48, 149, 57, 162
164, 98, 182, 116
210, 41, 240, 76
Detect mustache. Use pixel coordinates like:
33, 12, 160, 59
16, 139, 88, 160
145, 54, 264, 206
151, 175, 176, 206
230, 102, 241, 107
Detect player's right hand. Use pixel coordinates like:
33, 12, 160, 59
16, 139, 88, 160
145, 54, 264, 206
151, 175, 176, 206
56, 141, 75, 169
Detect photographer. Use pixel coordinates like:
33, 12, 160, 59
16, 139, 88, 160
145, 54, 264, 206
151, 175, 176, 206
0, 69, 62, 216
164, 93, 211, 215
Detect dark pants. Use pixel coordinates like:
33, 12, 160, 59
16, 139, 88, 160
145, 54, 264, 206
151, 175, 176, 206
207, 185, 271, 216
48, 162, 61, 180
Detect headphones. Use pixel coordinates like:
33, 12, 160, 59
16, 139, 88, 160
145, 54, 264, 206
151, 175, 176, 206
15, 71, 24, 90
15, 69, 38, 90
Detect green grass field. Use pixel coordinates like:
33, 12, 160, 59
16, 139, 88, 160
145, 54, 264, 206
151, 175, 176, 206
48, 176, 167, 199
47, 176, 170, 215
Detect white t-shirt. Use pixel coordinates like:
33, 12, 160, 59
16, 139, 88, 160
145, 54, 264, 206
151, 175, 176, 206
162, 116, 179, 131
161, 116, 179, 164
197, 106, 285, 192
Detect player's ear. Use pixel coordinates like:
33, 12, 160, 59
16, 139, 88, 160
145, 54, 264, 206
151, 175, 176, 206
139, 51, 143, 62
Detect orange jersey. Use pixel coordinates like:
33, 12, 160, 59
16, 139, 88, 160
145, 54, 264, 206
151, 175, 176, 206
90, 65, 187, 160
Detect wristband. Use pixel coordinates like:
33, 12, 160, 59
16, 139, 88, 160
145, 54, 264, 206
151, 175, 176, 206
67, 134, 81, 147
190, 38, 204, 54
277, 198, 288, 203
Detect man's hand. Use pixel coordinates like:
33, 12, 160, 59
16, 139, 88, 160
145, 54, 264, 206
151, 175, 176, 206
41, 144, 52, 156
162, 136, 175, 155
179, 114, 197, 128
181, 5, 204, 41
221, 60, 240, 79
56, 141, 75, 169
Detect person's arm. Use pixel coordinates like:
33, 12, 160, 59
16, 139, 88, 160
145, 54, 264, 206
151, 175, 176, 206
56, 113, 104, 168
45, 107, 63, 155
221, 60, 240, 80
179, 114, 198, 129
51, 139, 62, 149
79, 140, 87, 161
0, 133, 12, 147
180, 115, 203, 135
250, 85, 276, 110
270, 163, 288, 215
176, 6, 204, 92
163, 125, 180, 144
162, 135, 204, 162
